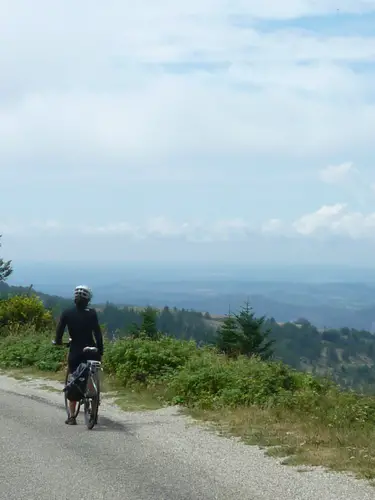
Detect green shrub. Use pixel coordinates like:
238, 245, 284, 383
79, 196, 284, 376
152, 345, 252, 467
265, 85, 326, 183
0, 335, 41, 368
168, 351, 310, 408
0, 295, 54, 334
0, 331, 65, 372
34, 341, 67, 371
104, 336, 197, 385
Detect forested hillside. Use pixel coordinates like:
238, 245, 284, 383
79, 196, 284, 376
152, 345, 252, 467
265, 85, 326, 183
0, 282, 216, 342
1, 281, 375, 393
266, 319, 375, 393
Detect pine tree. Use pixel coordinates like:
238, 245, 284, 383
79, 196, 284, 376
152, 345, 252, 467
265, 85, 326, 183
140, 306, 159, 340
234, 301, 274, 360
216, 308, 243, 357
127, 321, 141, 338
216, 301, 274, 360
0, 235, 12, 283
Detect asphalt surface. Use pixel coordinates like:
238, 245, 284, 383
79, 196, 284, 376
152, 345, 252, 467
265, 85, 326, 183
0, 375, 374, 500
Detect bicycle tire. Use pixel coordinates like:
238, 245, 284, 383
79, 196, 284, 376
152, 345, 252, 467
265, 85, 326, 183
94, 373, 100, 424
84, 397, 97, 430
64, 368, 81, 418
84, 373, 100, 430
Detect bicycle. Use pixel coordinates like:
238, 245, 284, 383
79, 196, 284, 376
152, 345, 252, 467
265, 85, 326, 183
57, 341, 102, 430
82, 346, 102, 430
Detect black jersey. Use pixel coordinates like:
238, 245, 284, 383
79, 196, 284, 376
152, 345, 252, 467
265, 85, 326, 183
54, 305, 104, 356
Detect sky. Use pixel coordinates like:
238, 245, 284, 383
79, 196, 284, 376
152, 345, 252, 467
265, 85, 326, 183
1, 1, 375, 266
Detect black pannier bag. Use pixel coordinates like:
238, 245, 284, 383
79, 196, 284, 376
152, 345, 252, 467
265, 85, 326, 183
63, 362, 89, 402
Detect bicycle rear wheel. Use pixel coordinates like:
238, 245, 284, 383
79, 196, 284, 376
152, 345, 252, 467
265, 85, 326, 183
84, 396, 99, 430
84, 374, 100, 430
64, 368, 81, 418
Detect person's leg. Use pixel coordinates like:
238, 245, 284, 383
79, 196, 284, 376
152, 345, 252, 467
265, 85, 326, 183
65, 353, 82, 425
69, 400, 77, 418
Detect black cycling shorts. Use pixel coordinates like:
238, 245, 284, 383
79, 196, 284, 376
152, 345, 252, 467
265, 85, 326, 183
68, 350, 101, 373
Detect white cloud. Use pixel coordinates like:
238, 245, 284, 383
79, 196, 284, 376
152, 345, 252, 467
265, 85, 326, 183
2, 217, 255, 242
0, 220, 61, 235
318, 162, 356, 184
85, 217, 253, 242
4, 203, 375, 244
293, 204, 347, 235
317, 162, 375, 212
83, 222, 138, 237
293, 204, 375, 238
1, 2, 375, 184
261, 218, 284, 234
3, 2, 375, 266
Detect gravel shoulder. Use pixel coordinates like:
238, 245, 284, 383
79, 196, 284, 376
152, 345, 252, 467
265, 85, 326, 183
0, 373, 374, 500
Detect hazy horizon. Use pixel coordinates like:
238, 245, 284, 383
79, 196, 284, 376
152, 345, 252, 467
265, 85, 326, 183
7, 261, 375, 288
5, 260, 375, 329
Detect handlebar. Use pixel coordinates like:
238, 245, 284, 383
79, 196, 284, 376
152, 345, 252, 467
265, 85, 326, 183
52, 339, 71, 347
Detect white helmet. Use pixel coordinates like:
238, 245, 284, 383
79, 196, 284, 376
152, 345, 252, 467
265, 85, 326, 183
74, 285, 92, 302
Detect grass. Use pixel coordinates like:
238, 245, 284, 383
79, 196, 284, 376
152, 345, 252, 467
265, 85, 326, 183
102, 374, 163, 411
187, 405, 375, 481
37, 384, 61, 393
113, 388, 163, 411
0, 366, 65, 382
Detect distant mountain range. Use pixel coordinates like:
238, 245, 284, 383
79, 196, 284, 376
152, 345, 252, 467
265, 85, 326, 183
72, 280, 375, 331
3, 276, 375, 331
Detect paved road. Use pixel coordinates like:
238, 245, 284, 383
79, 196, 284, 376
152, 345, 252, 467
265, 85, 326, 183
0, 375, 374, 500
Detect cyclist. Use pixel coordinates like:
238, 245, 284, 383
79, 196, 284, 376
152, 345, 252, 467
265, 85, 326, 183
53, 285, 104, 425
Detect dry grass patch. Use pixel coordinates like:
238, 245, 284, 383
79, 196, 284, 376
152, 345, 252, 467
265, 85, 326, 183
113, 388, 163, 411
1, 366, 65, 382
102, 375, 164, 411
188, 405, 375, 480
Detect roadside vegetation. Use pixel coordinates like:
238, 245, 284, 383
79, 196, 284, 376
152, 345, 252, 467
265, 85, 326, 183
1, 293, 375, 480
1, 240, 375, 480
3, 281, 375, 393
